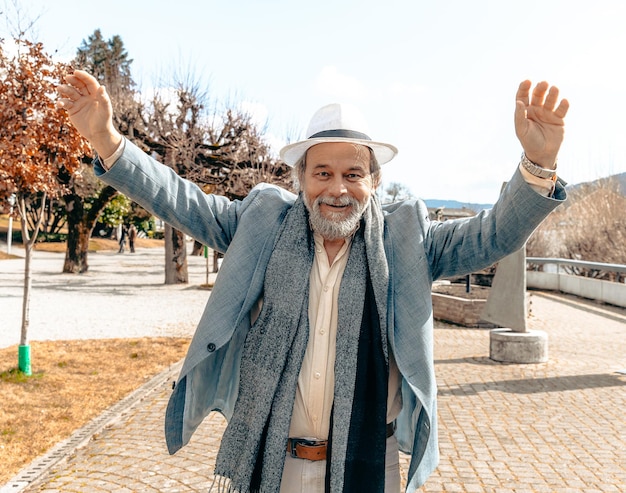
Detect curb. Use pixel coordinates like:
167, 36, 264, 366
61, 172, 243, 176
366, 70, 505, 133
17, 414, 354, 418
0, 360, 183, 493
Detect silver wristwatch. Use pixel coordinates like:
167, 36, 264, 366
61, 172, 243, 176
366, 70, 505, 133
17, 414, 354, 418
520, 153, 557, 179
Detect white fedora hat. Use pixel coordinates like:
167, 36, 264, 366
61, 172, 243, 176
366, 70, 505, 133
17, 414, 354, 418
279, 103, 398, 166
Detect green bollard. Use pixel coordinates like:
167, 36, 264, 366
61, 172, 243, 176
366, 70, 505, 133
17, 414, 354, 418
18, 345, 31, 376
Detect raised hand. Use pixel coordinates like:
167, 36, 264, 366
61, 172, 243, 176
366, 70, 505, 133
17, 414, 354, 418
514, 80, 569, 169
57, 70, 122, 159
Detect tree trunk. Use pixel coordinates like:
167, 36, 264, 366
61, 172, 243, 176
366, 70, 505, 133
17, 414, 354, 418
18, 194, 46, 346
17, 193, 47, 374
63, 219, 93, 273
63, 186, 118, 274
164, 223, 188, 284
20, 238, 33, 347
191, 240, 203, 256
63, 194, 90, 273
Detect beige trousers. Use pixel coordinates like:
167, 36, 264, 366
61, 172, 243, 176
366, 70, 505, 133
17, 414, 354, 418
279, 434, 401, 493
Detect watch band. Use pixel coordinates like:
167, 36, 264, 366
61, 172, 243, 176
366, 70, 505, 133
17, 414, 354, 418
520, 153, 557, 179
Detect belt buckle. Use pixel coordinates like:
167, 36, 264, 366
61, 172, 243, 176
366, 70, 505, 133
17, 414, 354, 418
289, 438, 324, 459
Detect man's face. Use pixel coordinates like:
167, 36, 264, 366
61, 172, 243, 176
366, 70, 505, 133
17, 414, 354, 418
302, 142, 376, 240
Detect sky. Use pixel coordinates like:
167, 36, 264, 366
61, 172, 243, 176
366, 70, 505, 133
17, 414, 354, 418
3, 0, 626, 204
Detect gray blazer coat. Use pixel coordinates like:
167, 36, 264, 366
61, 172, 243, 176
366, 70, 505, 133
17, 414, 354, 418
95, 139, 565, 491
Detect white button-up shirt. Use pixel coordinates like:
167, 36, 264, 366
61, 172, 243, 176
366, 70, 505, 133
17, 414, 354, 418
289, 232, 402, 440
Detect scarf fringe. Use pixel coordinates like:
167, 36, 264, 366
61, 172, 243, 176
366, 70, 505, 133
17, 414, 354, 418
209, 474, 262, 493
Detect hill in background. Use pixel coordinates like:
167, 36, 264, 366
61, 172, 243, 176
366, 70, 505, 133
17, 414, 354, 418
423, 199, 493, 213
424, 171, 626, 212
568, 171, 626, 195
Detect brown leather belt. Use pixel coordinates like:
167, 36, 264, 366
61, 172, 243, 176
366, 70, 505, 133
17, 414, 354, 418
287, 422, 396, 461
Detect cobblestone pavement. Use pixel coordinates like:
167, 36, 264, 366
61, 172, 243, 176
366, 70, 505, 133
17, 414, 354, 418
1, 247, 625, 492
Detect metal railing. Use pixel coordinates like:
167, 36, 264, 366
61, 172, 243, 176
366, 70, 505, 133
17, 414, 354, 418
525, 257, 626, 307
526, 257, 626, 275
527, 258, 626, 284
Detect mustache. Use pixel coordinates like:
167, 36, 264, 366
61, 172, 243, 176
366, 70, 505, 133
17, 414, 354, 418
315, 195, 359, 207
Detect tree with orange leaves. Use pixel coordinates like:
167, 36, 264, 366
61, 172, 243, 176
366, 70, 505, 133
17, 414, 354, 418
0, 37, 90, 374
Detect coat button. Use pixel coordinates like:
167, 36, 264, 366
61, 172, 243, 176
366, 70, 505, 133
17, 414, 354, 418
207, 343, 216, 352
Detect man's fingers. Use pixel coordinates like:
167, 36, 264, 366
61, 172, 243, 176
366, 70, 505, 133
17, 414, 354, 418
57, 74, 110, 111
543, 86, 560, 112
518, 80, 569, 120
56, 86, 75, 111
71, 69, 100, 95
514, 100, 528, 138
515, 80, 532, 107
65, 70, 100, 95
530, 81, 549, 107
56, 83, 87, 112
554, 98, 570, 119
57, 84, 83, 101
63, 75, 86, 95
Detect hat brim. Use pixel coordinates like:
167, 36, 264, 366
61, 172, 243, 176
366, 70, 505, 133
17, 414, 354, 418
279, 137, 398, 167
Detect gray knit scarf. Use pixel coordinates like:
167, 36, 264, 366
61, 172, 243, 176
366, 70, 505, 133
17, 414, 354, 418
213, 193, 389, 492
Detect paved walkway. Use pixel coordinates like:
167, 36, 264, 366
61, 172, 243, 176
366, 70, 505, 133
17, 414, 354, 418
0, 245, 211, 349
1, 245, 625, 492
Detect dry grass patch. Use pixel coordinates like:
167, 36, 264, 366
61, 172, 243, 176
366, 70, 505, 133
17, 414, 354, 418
0, 236, 164, 257
0, 337, 190, 483
34, 237, 164, 253
0, 251, 19, 260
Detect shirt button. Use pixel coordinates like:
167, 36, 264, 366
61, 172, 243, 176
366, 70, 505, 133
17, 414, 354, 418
314, 372, 321, 379
320, 329, 326, 335
323, 286, 329, 292
207, 343, 216, 352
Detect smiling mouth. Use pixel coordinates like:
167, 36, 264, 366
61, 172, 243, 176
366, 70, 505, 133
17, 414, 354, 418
321, 203, 352, 213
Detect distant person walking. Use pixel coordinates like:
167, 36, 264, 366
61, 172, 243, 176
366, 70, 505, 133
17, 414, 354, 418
128, 224, 137, 253
117, 223, 128, 254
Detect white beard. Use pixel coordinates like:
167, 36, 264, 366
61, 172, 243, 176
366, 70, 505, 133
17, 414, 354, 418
303, 191, 368, 240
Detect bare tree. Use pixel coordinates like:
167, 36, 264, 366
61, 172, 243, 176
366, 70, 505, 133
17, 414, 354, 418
133, 77, 210, 283
193, 108, 292, 199
130, 73, 292, 283
1, 0, 41, 40
382, 181, 413, 204
527, 177, 626, 280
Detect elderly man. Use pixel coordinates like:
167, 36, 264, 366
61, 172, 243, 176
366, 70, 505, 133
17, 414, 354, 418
58, 71, 568, 492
